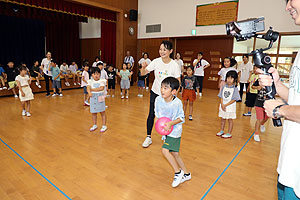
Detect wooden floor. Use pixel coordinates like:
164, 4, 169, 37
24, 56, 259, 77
0, 86, 282, 200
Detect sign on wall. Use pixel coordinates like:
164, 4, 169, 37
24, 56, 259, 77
196, 1, 239, 26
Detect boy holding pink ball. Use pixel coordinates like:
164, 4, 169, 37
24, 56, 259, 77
154, 77, 190, 188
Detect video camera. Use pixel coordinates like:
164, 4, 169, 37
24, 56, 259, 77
226, 17, 283, 127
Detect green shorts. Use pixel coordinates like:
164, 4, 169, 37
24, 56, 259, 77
162, 136, 181, 152
8, 81, 16, 89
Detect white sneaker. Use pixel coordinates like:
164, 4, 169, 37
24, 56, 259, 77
77, 82, 80, 85
35, 82, 39, 87
38, 85, 41, 88
22, 110, 26, 116
84, 101, 90, 106
199, 93, 202, 97
146, 87, 149, 90
172, 170, 184, 188
3, 87, 7, 90
121, 96, 124, 99
74, 82, 76, 86
260, 125, 266, 133
14, 95, 18, 98
0, 88, 2, 90
254, 134, 260, 142
112, 95, 115, 98
216, 131, 224, 136
181, 173, 192, 183
142, 136, 152, 148
221, 133, 232, 139
189, 115, 193, 121
59, 94, 63, 97
52, 93, 57, 97
26, 112, 31, 117
126, 96, 129, 99
65, 82, 68, 86
90, 125, 98, 132
100, 125, 107, 132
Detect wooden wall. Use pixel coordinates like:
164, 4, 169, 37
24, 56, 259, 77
80, 38, 101, 65
137, 36, 234, 89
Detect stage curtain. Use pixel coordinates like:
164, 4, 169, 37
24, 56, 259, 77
0, 15, 45, 68
101, 20, 116, 66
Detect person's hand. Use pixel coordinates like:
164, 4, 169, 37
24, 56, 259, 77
246, 88, 250, 93
264, 99, 285, 118
221, 103, 226, 111
257, 67, 280, 87
164, 121, 172, 132
141, 61, 148, 69
21, 92, 25, 97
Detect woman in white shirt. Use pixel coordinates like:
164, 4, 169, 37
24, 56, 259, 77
138, 52, 151, 90
237, 54, 253, 101
140, 41, 181, 148
193, 52, 210, 97
41, 52, 52, 97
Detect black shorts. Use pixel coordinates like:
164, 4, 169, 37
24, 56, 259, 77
245, 93, 257, 107
108, 80, 115, 89
30, 72, 39, 77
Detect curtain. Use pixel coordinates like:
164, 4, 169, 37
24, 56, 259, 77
101, 20, 116, 66
0, 15, 45, 67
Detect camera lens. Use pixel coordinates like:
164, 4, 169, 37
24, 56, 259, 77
263, 56, 271, 65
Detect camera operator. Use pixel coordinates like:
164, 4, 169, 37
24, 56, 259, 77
258, 1, 300, 199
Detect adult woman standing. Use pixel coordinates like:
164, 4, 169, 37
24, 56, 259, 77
41, 52, 52, 97
138, 52, 151, 90
141, 41, 181, 148
193, 52, 210, 97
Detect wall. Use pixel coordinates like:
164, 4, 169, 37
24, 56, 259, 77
138, 0, 300, 39
79, 18, 101, 39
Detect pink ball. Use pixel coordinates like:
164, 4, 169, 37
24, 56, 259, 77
155, 117, 173, 135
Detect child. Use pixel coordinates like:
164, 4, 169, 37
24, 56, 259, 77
137, 66, 147, 97
217, 70, 241, 138
252, 80, 269, 142
243, 65, 259, 116
49, 60, 63, 97
15, 66, 34, 116
69, 61, 80, 85
217, 57, 238, 89
81, 63, 90, 106
87, 67, 107, 132
154, 77, 190, 188
0, 65, 7, 90
60, 62, 70, 86
30, 60, 42, 88
107, 65, 117, 97
5, 62, 18, 98
181, 66, 199, 120
118, 63, 132, 99
127, 62, 134, 86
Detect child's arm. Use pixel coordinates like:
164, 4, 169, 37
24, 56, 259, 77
16, 80, 25, 97
246, 84, 251, 93
54, 72, 61, 80
82, 75, 88, 84
251, 85, 262, 90
87, 85, 92, 97
164, 118, 183, 132
91, 86, 105, 92
28, 76, 32, 85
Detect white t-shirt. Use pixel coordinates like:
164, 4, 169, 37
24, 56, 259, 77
69, 65, 77, 73
146, 58, 181, 95
101, 69, 108, 80
41, 58, 52, 76
124, 56, 134, 66
277, 51, 300, 198
193, 59, 209, 76
218, 67, 238, 81
237, 62, 253, 83
15, 75, 30, 86
60, 64, 68, 73
81, 71, 89, 87
87, 79, 106, 94
175, 59, 184, 74
92, 61, 103, 68
138, 58, 151, 65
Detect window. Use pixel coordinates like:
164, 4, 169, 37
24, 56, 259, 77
233, 38, 254, 54
279, 35, 300, 54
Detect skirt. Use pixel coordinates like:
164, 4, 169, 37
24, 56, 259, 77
90, 92, 106, 113
218, 104, 236, 119
19, 86, 34, 102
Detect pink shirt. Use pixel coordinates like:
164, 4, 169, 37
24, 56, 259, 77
81, 71, 89, 87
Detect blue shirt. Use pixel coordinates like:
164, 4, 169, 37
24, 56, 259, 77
0, 67, 5, 75
51, 66, 60, 81
154, 96, 185, 138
